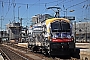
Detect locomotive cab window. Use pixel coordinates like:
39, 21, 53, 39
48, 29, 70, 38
61, 21, 70, 32
51, 20, 70, 32
51, 21, 61, 32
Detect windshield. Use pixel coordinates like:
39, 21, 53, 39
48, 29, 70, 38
51, 21, 61, 31
51, 21, 70, 32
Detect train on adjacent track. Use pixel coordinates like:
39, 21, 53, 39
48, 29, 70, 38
28, 17, 80, 58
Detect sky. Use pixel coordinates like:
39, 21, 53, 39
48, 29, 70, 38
0, 0, 90, 30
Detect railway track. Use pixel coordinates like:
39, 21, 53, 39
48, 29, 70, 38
5, 43, 79, 60
0, 44, 28, 60
0, 43, 88, 60
0, 43, 89, 60
0, 49, 10, 60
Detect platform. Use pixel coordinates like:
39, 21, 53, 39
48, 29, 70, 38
80, 49, 90, 60
75, 43, 90, 48
76, 43, 90, 60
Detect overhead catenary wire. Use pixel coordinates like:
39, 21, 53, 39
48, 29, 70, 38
0, 1, 4, 31
39, 3, 48, 14
0, 0, 63, 6
12, 0, 16, 22
0, 0, 65, 19
0, 0, 90, 28
0, 0, 89, 19
66, 0, 88, 9
0, 0, 88, 10
21, 0, 40, 17
1, 1, 4, 18
4, 0, 13, 18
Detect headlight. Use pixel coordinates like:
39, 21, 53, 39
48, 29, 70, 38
67, 35, 71, 38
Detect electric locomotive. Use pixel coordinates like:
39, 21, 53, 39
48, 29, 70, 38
28, 18, 79, 57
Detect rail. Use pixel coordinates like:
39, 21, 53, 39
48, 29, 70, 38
0, 44, 29, 60
0, 49, 10, 60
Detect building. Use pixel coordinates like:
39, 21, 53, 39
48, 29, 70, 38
6, 22, 21, 41
32, 14, 53, 24
72, 22, 90, 42
0, 31, 9, 42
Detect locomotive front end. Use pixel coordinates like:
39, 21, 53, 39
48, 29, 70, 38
45, 18, 75, 56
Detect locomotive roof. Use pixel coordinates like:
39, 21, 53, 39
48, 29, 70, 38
45, 18, 70, 25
